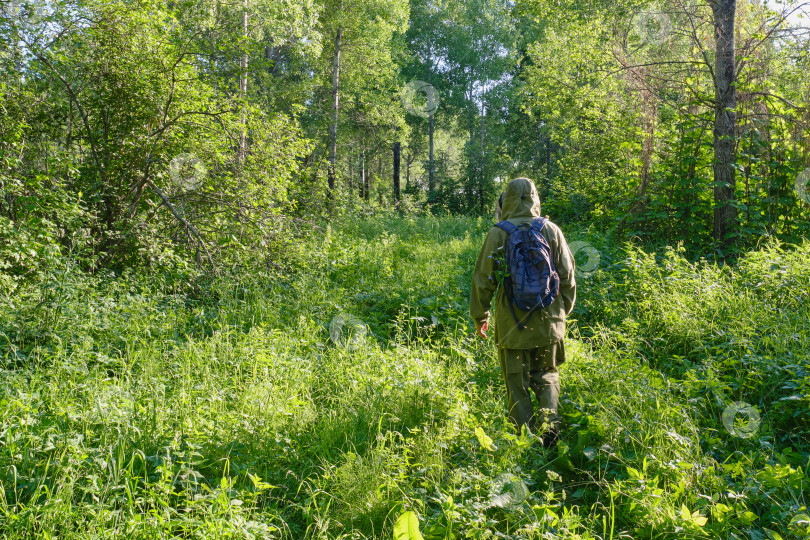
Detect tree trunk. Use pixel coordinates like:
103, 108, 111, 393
710, 0, 738, 249
348, 150, 354, 193
364, 155, 370, 201
359, 150, 365, 199
328, 27, 343, 195
238, 0, 248, 163
479, 103, 486, 213
406, 151, 413, 192
393, 142, 401, 202
639, 112, 655, 198
428, 113, 435, 193
545, 131, 552, 193
468, 88, 476, 209
634, 64, 657, 205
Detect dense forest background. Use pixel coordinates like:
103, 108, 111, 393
2, 1, 810, 539
3, 0, 810, 277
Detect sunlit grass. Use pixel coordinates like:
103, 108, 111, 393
1, 214, 807, 538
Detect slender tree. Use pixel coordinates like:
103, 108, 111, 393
709, 0, 738, 249
327, 26, 342, 195
393, 141, 401, 201
238, 0, 249, 163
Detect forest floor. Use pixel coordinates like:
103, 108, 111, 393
1, 213, 808, 539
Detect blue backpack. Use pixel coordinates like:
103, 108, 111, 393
495, 217, 560, 330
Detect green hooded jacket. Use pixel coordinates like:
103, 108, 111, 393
470, 178, 577, 349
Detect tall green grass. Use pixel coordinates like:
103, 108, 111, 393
1, 213, 808, 538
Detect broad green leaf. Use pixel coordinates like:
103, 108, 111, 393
475, 426, 496, 451
393, 511, 424, 540
740, 510, 759, 524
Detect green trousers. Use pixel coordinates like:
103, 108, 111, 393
498, 340, 564, 434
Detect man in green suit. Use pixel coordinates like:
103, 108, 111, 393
470, 178, 577, 446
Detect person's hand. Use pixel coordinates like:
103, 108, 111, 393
475, 321, 488, 339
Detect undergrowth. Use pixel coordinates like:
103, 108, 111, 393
0, 213, 808, 538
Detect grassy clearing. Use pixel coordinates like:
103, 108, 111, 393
1, 214, 808, 538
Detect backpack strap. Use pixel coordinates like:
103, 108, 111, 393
530, 217, 547, 232
495, 220, 524, 330
495, 220, 518, 234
